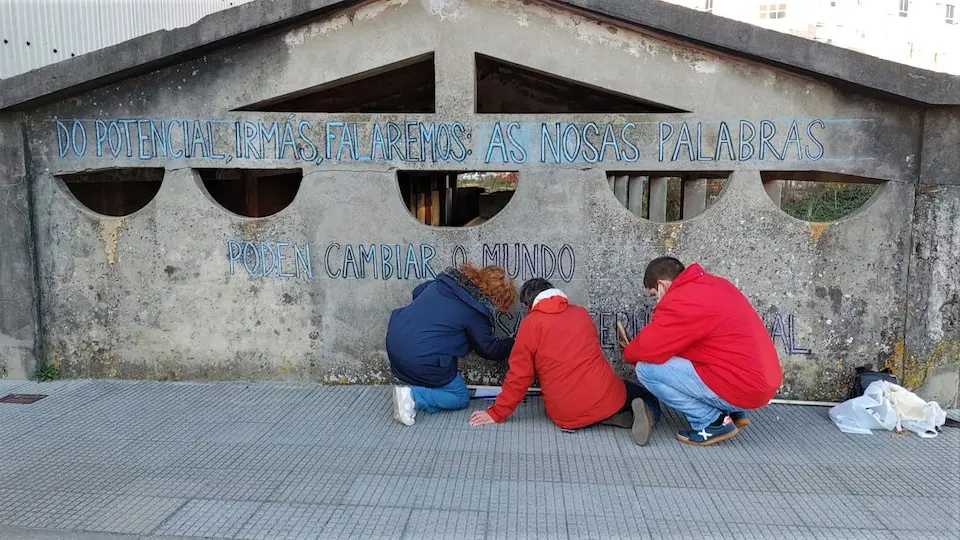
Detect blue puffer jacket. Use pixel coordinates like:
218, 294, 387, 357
386, 267, 515, 388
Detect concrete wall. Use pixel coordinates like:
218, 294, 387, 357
0, 115, 38, 379
3, 0, 958, 405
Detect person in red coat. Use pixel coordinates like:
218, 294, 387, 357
622, 257, 782, 447
469, 278, 663, 446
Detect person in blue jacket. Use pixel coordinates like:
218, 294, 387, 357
387, 263, 517, 426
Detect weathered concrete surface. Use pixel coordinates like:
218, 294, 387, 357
904, 184, 960, 408
0, 0, 958, 405
902, 109, 960, 407
0, 116, 38, 379
921, 109, 960, 187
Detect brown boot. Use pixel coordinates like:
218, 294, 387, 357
630, 398, 654, 446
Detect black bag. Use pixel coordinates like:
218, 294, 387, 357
849, 365, 899, 400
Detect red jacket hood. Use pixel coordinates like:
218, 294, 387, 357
530, 289, 568, 314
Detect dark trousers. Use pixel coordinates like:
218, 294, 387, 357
615, 379, 663, 425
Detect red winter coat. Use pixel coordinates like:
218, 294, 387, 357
623, 263, 782, 410
487, 290, 626, 429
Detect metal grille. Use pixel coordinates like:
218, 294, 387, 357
0, 393, 47, 404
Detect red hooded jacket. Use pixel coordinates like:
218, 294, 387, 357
623, 263, 782, 409
487, 289, 626, 429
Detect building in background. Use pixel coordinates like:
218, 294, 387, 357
665, 0, 960, 74
0, 0, 256, 78
4, 0, 958, 77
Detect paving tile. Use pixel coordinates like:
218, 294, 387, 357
487, 512, 569, 539
567, 513, 650, 540
77, 495, 186, 535
343, 474, 419, 508
560, 483, 643, 517
625, 457, 703, 489
488, 480, 566, 515
633, 487, 719, 523
320, 505, 411, 539
401, 509, 486, 540
1, 491, 117, 530
121, 467, 290, 501
234, 502, 336, 540
866, 495, 960, 532
428, 450, 497, 479
268, 470, 355, 504
152, 499, 262, 538
1, 381, 958, 540
557, 453, 635, 486
647, 520, 834, 539
709, 490, 806, 527
354, 446, 438, 477
782, 493, 889, 530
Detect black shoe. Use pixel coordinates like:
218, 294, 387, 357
676, 416, 739, 447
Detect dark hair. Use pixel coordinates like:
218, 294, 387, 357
643, 256, 685, 289
520, 278, 553, 308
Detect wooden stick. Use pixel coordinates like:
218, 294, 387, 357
468, 385, 838, 406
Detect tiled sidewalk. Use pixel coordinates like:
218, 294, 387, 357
0, 379, 957, 539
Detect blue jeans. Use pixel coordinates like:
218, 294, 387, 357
410, 374, 470, 413
635, 357, 746, 431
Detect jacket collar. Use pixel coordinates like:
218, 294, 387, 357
438, 267, 498, 319
530, 288, 568, 314
670, 263, 706, 289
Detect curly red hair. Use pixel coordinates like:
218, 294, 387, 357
460, 263, 517, 312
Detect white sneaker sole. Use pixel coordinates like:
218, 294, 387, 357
392, 387, 404, 425
392, 387, 415, 426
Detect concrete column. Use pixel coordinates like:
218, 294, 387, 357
763, 179, 784, 207
648, 177, 668, 222
904, 109, 960, 408
613, 175, 628, 207
627, 175, 646, 217
681, 177, 708, 219
0, 115, 38, 379
433, 41, 475, 117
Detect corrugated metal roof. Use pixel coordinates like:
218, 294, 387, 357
0, 0, 257, 78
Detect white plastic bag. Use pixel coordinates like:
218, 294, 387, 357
829, 380, 898, 435
829, 380, 946, 437
886, 383, 947, 438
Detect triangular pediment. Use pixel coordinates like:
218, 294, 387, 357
475, 54, 686, 114
236, 53, 435, 113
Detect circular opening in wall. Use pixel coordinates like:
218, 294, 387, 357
198, 168, 303, 218
59, 168, 164, 217
606, 172, 728, 222
397, 171, 517, 227
761, 171, 883, 222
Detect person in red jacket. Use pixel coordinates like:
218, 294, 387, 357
622, 257, 782, 447
468, 278, 663, 445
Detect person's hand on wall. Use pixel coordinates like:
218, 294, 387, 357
469, 410, 496, 426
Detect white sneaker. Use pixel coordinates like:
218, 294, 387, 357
392, 386, 416, 426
